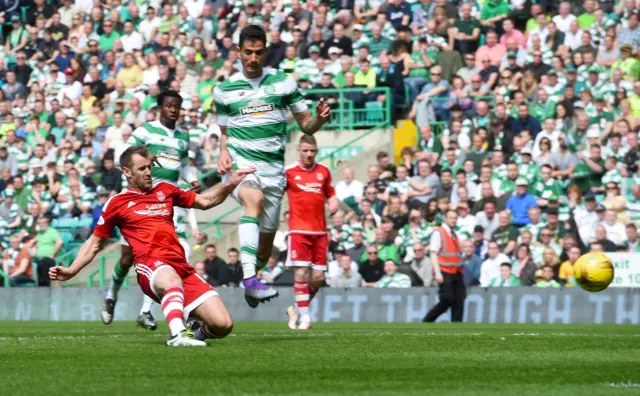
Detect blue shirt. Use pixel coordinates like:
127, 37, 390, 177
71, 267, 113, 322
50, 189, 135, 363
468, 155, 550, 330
512, 116, 541, 138
462, 254, 483, 286
421, 80, 451, 110
386, 3, 412, 30
506, 192, 538, 225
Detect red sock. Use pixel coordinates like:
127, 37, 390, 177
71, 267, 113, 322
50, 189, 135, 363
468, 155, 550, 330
294, 281, 310, 316
309, 284, 319, 302
161, 285, 185, 336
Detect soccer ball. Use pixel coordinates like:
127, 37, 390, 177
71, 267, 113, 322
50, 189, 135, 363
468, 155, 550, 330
573, 252, 614, 292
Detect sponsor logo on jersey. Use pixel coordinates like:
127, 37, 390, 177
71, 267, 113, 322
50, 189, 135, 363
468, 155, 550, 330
134, 205, 171, 217
294, 175, 302, 180
156, 191, 166, 202
316, 173, 324, 180
157, 150, 180, 164
177, 140, 188, 151
297, 183, 322, 194
240, 100, 275, 116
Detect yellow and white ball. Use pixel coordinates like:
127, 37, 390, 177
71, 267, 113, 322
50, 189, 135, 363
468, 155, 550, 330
573, 252, 614, 292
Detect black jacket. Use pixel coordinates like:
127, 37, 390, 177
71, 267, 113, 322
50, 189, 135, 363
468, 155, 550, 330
204, 257, 229, 286
265, 41, 286, 68
359, 259, 385, 283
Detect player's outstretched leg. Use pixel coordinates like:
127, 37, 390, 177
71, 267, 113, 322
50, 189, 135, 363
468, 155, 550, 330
102, 244, 134, 324
136, 295, 157, 330
191, 296, 233, 342
236, 182, 279, 307
154, 267, 205, 347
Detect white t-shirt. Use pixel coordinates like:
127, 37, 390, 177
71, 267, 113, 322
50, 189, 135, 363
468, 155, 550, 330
121, 32, 144, 53
335, 179, 364, 201
139, 17, 161, 42
552, 14, 577, 34
480, 253, 510, 287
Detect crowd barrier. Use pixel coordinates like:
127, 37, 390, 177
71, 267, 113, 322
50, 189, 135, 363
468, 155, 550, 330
1, 287, 638, 324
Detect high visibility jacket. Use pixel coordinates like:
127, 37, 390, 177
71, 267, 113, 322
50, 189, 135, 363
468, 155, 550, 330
436, 226, 462, 274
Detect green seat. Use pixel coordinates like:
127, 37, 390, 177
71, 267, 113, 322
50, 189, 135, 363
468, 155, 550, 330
77, 217, 93, 228
365, 102, 384, 123
56, 217, 79, 230
61, 231, 75, 247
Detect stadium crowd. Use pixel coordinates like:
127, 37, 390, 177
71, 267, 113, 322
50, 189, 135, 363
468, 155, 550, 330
0, 0, 639, 288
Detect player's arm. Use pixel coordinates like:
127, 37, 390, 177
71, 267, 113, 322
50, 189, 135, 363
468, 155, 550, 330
191, 167, 256, 210
325, 171, 339, 216
293, 98, 332, 135
49, 235, 109, 281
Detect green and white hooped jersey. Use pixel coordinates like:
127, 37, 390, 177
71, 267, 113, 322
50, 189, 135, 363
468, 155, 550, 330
214, 68, 307, 176
126, 121, 192, 184
174, 182, 197, 240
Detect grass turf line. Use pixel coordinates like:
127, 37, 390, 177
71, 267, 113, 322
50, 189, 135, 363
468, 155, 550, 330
1, 322, 639, 396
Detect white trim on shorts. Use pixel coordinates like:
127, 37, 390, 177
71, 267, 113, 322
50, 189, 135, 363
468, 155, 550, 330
148, 264, 172, 299
286, 238, 327, 271
183, 290, 218, 320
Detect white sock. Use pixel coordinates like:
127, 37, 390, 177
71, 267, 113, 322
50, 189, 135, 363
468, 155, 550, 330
106, 281, 116, 300
139, 295, 154, 315
239, 215, 259, 279
299, 313, 310, 323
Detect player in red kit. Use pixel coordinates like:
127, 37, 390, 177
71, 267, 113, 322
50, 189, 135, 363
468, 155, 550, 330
284, 135, 338, 329
49, 146, 254, 346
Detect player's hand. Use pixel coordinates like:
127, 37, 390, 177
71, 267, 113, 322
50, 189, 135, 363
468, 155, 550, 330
435, 273, 444, 284
218, 150, 233, 175
228, 167, 256, 186
189, 180, 201, 192
49, 266, 76, 281
315, 98, 331, 124
149, 153, 162, 168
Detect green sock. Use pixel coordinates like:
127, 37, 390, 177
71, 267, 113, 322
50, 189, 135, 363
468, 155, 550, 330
256, 258, 268, 271
106, 262, 130, 300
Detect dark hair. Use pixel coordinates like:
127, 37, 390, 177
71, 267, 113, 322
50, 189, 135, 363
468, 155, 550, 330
157, 90, 183, 107
205, 244, 217, 250
376, 151, 389, 160
440, 169, 452, 176
500, 262, 512, 269
119, 145, 149, 170
239, 24, 267, 48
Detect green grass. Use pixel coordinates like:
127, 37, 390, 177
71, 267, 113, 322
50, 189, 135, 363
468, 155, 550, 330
1, 322, 639, 395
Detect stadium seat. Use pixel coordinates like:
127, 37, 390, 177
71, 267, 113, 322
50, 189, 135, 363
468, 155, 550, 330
56, 218, 79, 230
77, 217, 93, 228
365, 102, 384, 123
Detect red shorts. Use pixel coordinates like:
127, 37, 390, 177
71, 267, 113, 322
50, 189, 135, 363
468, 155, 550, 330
287, 232, 329, 271
135, 258, 218, 319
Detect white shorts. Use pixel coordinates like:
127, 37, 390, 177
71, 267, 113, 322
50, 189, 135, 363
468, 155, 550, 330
228, 173, 285, 233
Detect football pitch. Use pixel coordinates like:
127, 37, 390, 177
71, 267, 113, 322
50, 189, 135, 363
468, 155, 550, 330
1, 322, 639, 395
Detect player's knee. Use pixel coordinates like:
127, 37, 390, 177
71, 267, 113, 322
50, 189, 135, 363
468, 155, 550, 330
294, 267, 310, 279
120, 250, 134, 268
205, 317, 233, 338
312, 271, 325, 285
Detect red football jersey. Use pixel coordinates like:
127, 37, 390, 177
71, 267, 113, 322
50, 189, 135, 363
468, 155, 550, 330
285, 162, 335, 234
94, 182, 196, 264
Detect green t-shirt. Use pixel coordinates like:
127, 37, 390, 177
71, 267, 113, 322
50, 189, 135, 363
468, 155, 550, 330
196, 79, 217, 100
491, 225, 518, 252
454, 17, 481, 35
99, 31, 121, 51
480, 0, 509, 21
360, 243, 400, 264
409, 51, 432, 79
369, 37, 391, 58
578, 13, 596, 29
36, 227, 61, 258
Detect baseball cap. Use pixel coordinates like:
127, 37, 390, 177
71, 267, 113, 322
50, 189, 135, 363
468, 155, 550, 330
11, 15, 20, 22
64, 68, 74, 75
28, 158, 43, 169
587, 125, 601, 138
247, 0, 257, 5
299, 74, 309, 82
1, 189, 15, 199
584, 192, 596, 201
565, 65, 577, 73
548, 70, 557, 76
328, 47, 341, 55
621, 44, 633, 53
546, 194, 559, 203
521, 147, 532, 156
516, 178, 528, 186
353, 24, 364, 31
507, 51, 517, 58
335, 246, 347, 255
595, 94, 606, 102
595, 204, 606, 212
308, 45, 320, 53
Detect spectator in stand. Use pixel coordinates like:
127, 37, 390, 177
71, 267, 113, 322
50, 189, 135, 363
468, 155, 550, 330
475, 201, 500, 240
407, 160, 440, 209
99, 156, 122, 194
347, 229, 366, 264
507, 179, 538, 226
479, 241, 510, 287
203, 244, 229, 287
535, 265, 561, 288
375, 259, 411, 288
226, 248, 243, 287
258, 249, 285, 284
359, 245, 385, 286
491, 210, 519, 256
329, 253, 362, 288
488, 262, 521, 287
2, 235, 35, 286
461, 239, 482, 286
335, 167, 364, 212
